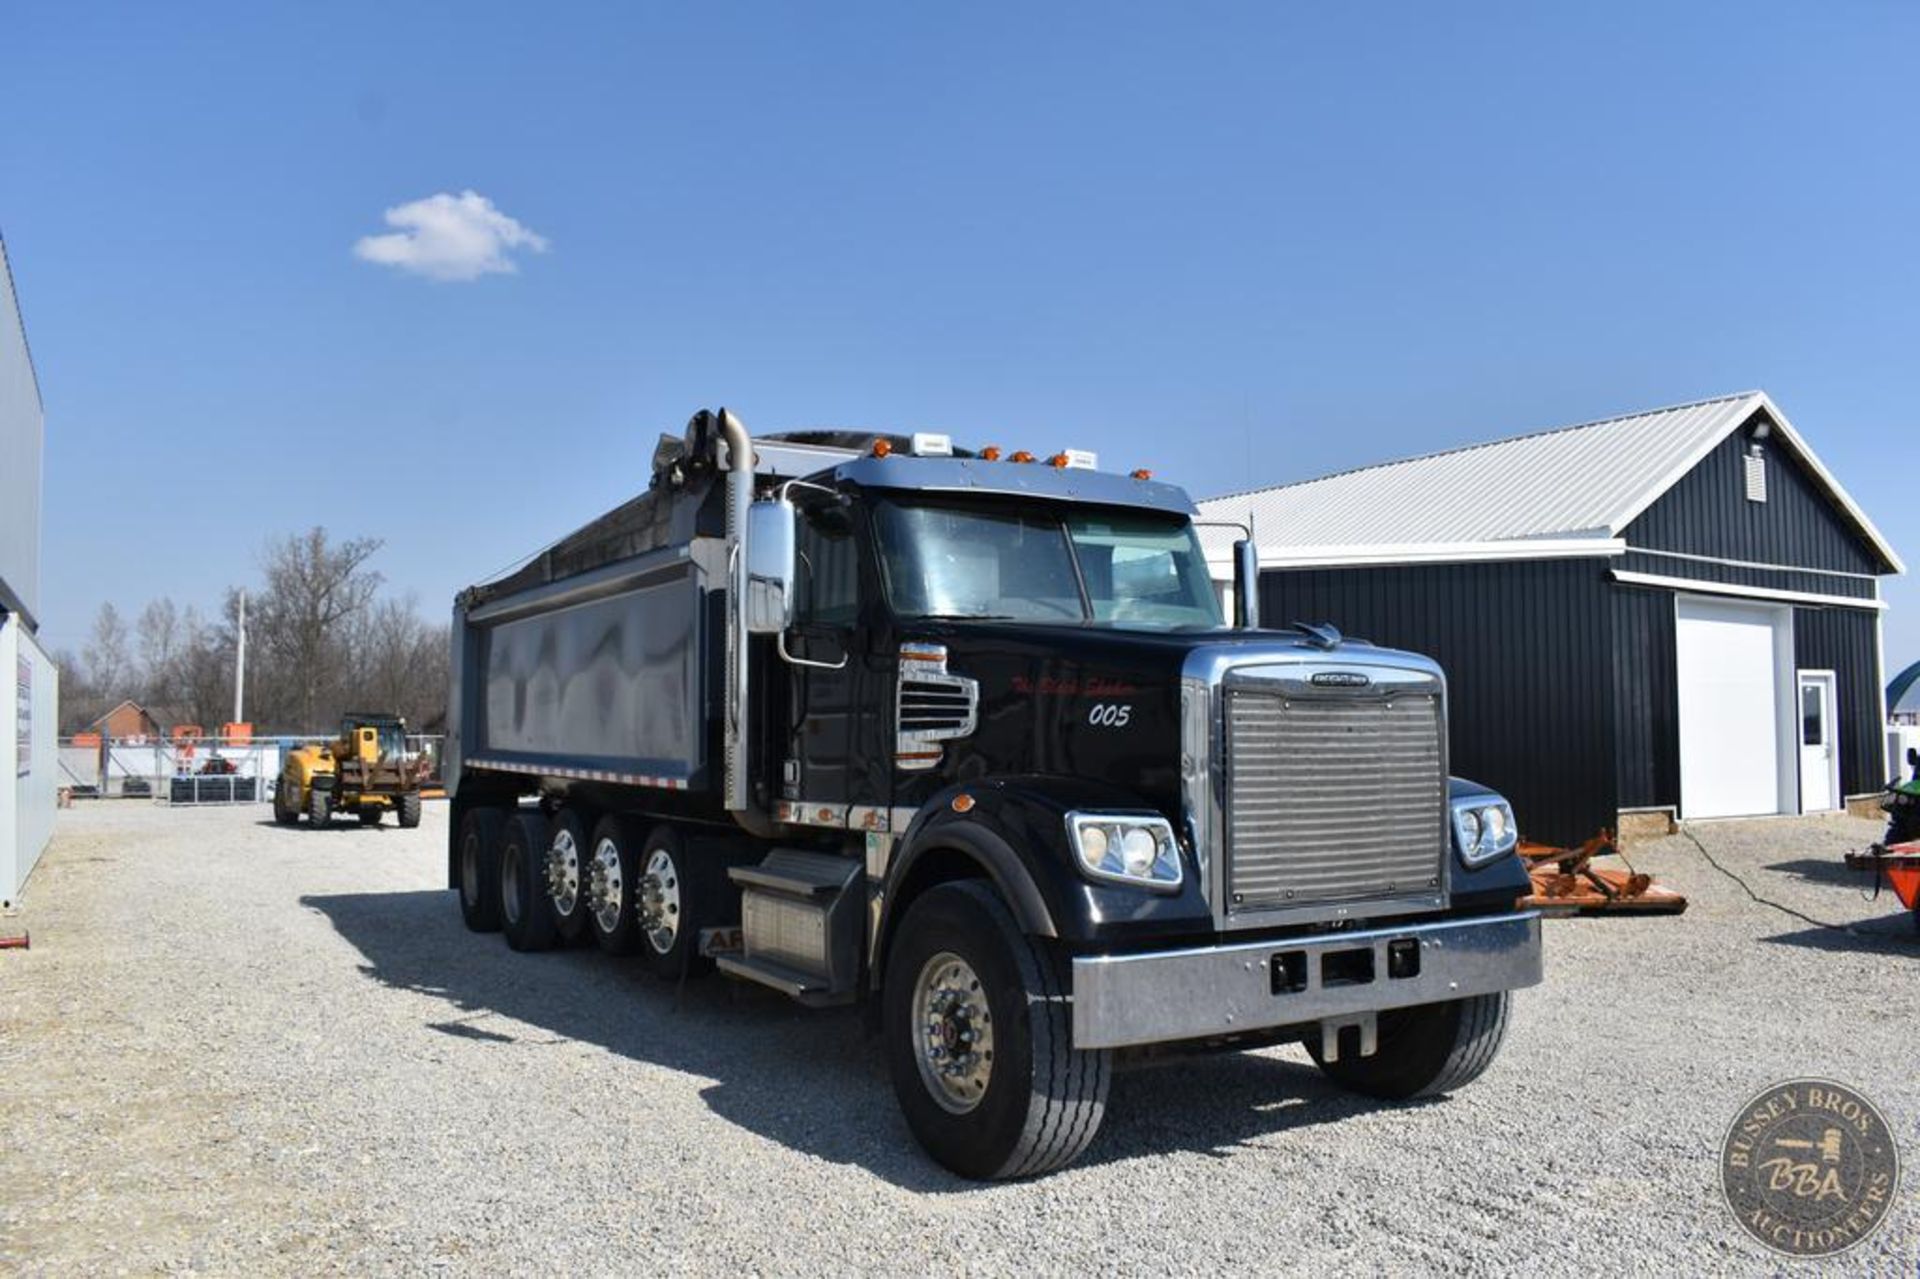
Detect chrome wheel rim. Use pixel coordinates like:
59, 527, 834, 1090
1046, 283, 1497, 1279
638, 847, 681, 956
546, 828, 581, 917
589, 837, 623, 935
911, 951, 995, 1114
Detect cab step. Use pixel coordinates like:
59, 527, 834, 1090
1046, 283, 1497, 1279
724, 849, 863, 1004
715, 953, 853, 1007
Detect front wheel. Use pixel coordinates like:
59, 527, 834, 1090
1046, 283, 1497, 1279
883, 881, 1110, 1179
397, 792, 422, 829
1307, 992, 1512, 1100
307, 786, 333, 826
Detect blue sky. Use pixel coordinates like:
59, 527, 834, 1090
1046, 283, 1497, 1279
6, 3, 1919, 664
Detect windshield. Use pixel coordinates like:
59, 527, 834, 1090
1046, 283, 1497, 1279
874, 500, 1224, 630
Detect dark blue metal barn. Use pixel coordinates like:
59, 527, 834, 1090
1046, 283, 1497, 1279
1202, 392, 1903, 846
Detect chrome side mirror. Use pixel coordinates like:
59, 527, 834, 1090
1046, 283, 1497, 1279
1233, 539, 1261, 629
744, 499, 796, 634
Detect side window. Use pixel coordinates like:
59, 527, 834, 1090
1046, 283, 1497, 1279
796, 515, 859, 628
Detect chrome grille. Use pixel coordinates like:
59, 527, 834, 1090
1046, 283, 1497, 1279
1224, 686, 1445, 911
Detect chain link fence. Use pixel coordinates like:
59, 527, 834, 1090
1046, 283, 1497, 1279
58, 734, 445, 806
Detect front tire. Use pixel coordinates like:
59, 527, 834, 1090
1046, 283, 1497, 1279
500, 811, 558, 952
1307, 992, 1512, 1100
458, 807, 506, 932
307, 786, 333, 826
883, 881, 1110, 1179
397, 792, 423, 829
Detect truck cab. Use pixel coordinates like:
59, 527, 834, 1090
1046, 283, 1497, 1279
447, 410, 1542, 1178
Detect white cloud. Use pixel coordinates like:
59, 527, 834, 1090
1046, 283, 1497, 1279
353, 190, 549, 282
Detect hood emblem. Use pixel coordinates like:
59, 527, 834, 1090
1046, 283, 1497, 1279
1310, 671, 1371, 689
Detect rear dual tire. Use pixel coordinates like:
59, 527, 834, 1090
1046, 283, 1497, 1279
458, 807, 506, 932
582, 818, 709, 977
500, 811, 559, 952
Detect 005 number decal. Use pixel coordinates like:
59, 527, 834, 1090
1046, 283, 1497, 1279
1087, 703, 1132, 728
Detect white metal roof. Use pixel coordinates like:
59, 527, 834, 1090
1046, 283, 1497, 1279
1198, 391, 1903, 574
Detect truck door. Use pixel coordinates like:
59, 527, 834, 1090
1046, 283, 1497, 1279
783, 507, 885, 809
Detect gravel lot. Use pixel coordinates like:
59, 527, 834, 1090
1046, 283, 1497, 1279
2, 801, 1916, 1275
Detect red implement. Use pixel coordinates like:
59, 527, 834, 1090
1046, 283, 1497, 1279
1516, 830, 1688, 916
1844, 842, 1920, 930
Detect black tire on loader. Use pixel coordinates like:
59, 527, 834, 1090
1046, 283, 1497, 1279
500, 811, 559, 952
307, 785, 333, 827
358, 807, 383, 826
458, 806, 507, 932
272, 778, 299, 826
1307, 992, 1513, 1100
397, 792, 423, 829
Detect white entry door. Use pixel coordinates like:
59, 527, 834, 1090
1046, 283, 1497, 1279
1798, 671, 1839, 812
1676, 597, 1791, 819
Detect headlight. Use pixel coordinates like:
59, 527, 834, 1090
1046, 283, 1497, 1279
1066, 812, 1183, 890
1451, 795, 1517, 868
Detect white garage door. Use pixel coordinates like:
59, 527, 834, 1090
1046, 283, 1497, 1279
1676, 597, 1790, 819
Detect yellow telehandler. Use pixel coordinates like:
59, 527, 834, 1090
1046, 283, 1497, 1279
274, 712, 426, 829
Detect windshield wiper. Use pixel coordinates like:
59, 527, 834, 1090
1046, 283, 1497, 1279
915, 612, 1019, 621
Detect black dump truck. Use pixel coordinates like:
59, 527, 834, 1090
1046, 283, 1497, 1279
448, 408, 1543, 1178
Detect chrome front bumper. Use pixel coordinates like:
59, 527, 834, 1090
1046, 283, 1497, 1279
1071, 911, 1543, 1050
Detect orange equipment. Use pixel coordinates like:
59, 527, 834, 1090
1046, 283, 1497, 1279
1517, 831, 1688, 916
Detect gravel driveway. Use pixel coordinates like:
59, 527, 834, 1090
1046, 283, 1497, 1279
2, 802, 1915, 1274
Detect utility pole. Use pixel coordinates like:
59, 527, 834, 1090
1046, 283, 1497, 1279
233, 589, 247, 727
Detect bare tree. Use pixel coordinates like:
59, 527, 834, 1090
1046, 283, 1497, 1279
253, 528, 385, 730
353, 596, 451, 729
83, 602, 133, 699
64, 528, 454, 739
137, 598, 182, 706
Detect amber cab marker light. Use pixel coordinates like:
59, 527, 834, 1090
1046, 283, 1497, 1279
1048, 452, 1071, 468
1010, 450, 1036, 464
871, 439, 893, 458
1131, 468, 1152, 481
981, 445, 1003, 461
951, 793, 976, 814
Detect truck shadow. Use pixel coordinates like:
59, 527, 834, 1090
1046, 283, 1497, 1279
303, 888, 1393, 1190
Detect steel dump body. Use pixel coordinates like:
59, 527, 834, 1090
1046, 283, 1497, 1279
447, 433, 854, 804
461, 551, 712, 790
